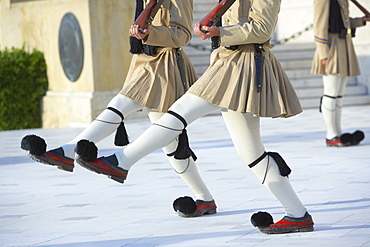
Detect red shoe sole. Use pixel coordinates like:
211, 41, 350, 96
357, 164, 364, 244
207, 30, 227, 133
76, 156, 127, 184
29, 152, 74, 172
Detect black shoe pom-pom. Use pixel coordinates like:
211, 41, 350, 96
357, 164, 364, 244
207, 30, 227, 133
75, 139, 98, 162
250, 211, 274, 227
173, 196, 197, 215
340, 131, 365, 146
340, 133, 352, 146
352, 130, 365, 145
21, 135, 47, 156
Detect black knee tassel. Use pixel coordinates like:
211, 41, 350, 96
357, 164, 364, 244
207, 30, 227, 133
167, 110, 197, 161
268, 152, 291, 177
107, 107, 129, 147
115, 121, 129, 146
172, 129, 197, 160
249, 151, 291, 177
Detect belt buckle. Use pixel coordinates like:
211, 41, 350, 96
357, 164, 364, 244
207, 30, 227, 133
143, 45, 157, 56
225, 45, 238, 51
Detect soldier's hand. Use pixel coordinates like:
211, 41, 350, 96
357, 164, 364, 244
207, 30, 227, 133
321, 58, 328, 67
193, 23, 220, 40
130, 24, 150, 40
362, 16, 370, 23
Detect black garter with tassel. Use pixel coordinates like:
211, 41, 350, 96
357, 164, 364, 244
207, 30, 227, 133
107, 107, 129, 146
166, 110, 197, 161
210, 0, 223, 50
268, 152, 291, 177
248, 151, 291, 177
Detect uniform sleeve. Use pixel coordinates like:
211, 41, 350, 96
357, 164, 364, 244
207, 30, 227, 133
350, 17, 366, 28
143, 0, 193, 47
219, 0, 280, 46
313, 0, 330, 60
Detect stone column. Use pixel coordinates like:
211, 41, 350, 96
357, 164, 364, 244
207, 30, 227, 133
42, 0, 136, 128
0, 0, 10, 9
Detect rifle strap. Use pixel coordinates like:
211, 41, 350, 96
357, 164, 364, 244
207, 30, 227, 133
211, 0, 223, 50
150, 0, 165, 21
216, 0, 223, 26
130, 0, 144, 54
175, 48, 187, 90
254, 44, 264, 93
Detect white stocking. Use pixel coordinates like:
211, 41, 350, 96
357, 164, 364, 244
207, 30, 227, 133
335, 76, 348, 135
114, 93, 220, 170
61, 95, 143, 158
250, 155, 307, 218
222, 110, 306, 218
322, 75, 342, 139
148, 111, 213, 201
113, 94, 307, 217
221, 110, 265, 164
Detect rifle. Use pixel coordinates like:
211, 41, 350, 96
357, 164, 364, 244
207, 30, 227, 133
133, 0, 164, 33
350, 0, 370, 17
199, 0, 237, 33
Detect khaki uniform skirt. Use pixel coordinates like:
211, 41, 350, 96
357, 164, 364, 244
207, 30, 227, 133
120, 47, 198, 112
188, 44, 302, 118
311, 33, 361, 76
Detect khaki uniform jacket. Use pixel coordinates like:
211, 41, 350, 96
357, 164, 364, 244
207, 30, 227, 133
311, 0, 365, 76
188, 0, 302, 118
120, 0, 197, 112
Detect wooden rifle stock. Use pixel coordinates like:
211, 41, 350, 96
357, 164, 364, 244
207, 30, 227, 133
199, 0, 236, 32
133, 0, 163, 32
350, 0, 370, 17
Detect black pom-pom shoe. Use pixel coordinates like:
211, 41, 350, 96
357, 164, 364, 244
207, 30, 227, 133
340, 130, 365, 146
251, 211, 314, 234
21, 135, 74, 172
173, 196, 217, 218
75, 140, 128, 183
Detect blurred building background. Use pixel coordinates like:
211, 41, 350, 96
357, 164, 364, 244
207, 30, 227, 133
1, 0, 369, 128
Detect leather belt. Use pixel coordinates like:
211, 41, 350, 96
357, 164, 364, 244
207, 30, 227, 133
224, 41, 271, 93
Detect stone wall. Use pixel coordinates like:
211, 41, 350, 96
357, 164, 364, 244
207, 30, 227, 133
0, 0, 135, 127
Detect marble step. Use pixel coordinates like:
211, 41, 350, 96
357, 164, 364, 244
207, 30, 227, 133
300, 94, 370, 109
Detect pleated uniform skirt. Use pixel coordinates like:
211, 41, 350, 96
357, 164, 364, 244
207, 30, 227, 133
120, 47, 198, 112
188, 44, 302, 118
311, 33, 361, 76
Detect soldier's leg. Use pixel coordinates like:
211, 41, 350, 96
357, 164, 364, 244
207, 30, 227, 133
62, 94, 143, 157
147, 111, 214, 202
321, 74, 342, 145
21, 94, 142, 171
221, 110, 307, 218
221, 110, 313, 234
75, 93, 220, 184
334, 76, 348, 135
